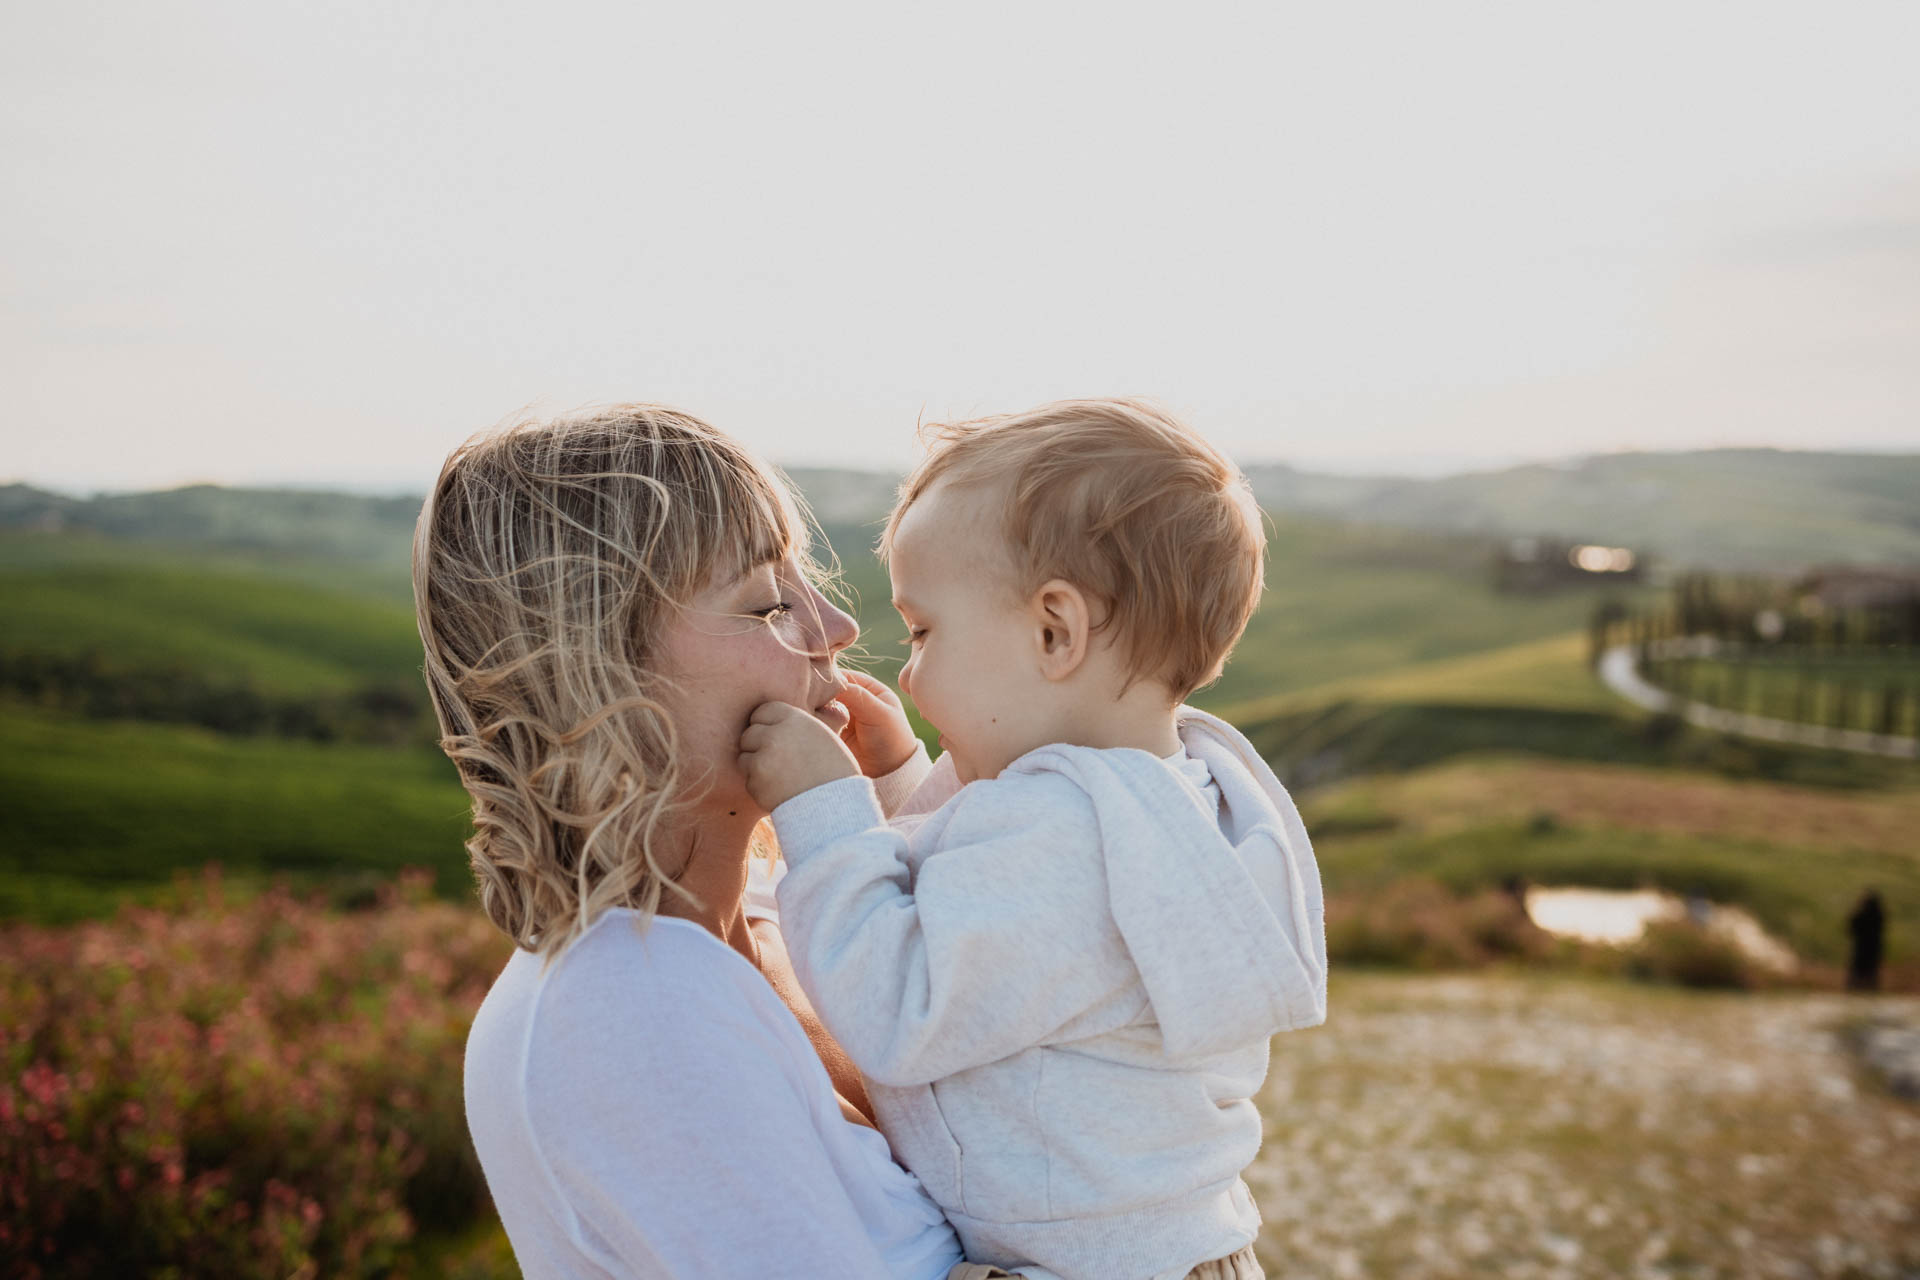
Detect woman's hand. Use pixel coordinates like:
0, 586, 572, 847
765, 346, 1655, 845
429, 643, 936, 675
739, 701, 861, 810
834, 669, 920, 778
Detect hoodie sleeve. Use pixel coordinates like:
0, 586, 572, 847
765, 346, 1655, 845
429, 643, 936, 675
891, 748, 964, 820
869, 739, 934, 818
768, 771, 1133, 1088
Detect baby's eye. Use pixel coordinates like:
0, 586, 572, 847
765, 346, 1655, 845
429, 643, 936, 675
899, 627, 927, 647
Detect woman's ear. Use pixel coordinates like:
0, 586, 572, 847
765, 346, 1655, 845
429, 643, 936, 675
1029, 579, 1092, 682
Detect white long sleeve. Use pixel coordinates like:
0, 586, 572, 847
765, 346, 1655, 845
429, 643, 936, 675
464, 910, 962, 1280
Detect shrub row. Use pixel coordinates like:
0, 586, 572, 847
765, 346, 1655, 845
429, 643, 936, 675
1325, 878, 1807, 990
1326, 879, 1559, 971
0, 870, 511, 1278
0, 649, 432, 745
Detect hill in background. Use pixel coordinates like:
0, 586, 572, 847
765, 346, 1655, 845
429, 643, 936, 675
1245, 448, 1920, 572
4, 449, 1916, 944
8, 447, 1918, 576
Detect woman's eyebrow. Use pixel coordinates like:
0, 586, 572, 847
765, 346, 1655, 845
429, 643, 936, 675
726, 556, 782, 588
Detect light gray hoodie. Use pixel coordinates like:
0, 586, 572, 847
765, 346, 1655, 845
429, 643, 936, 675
769, 706, 1327, 1280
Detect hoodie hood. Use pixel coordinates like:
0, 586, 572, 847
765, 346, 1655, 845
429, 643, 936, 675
1007, 706, 1327, 1059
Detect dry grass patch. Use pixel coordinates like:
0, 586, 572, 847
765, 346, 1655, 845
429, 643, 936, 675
1329, 755, 1920, 859
1250, 972, 1920, 1279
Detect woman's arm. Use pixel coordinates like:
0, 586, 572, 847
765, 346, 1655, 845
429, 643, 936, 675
750, 916, 876, 1127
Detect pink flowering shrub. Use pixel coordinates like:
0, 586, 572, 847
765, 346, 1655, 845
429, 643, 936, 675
0, 870, 513, 1279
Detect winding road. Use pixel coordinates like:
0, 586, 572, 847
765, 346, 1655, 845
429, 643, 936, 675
1597, 644, 1918, 760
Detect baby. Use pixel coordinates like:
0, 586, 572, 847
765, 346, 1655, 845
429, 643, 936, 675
738, 398, 1326, 1280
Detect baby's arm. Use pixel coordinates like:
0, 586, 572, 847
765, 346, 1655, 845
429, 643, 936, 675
767, 771, 1131, 1088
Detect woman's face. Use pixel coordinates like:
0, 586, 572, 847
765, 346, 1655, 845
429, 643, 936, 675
655, 553, 859, 819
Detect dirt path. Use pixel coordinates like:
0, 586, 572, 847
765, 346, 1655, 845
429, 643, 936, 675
1248, 972, 1920, 1279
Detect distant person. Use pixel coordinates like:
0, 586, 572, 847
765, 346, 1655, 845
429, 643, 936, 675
737, 400, 1326, 1280
417, 406, 973, 1278
1848, 888, 1886, 992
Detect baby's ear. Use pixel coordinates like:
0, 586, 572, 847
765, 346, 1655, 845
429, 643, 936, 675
1030, 579, 1092, 681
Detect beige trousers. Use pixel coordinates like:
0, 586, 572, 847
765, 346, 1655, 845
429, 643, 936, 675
946, 1243, 1264, 1280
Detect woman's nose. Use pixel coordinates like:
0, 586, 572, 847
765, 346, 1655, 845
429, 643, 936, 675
805, 584, 858, 658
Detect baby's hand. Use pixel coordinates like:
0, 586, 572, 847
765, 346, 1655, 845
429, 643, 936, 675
739, 701, 861, 811
835, 669, 920, 778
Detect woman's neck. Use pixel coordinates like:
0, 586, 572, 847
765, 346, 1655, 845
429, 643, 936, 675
651, 804, 765, 965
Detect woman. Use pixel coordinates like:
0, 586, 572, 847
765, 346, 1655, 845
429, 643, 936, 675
413, 405, 997, 1278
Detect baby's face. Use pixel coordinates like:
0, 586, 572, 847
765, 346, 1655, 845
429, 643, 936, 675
888, 482, 1056, 783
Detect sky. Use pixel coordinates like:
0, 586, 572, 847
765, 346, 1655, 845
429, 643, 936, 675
4, 1, 1919, 494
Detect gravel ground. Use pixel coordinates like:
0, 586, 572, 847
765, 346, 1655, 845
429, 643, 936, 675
1248, 972, 1920, 1279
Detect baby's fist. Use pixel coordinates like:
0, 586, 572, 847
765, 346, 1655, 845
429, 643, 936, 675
738, 701, 860, 811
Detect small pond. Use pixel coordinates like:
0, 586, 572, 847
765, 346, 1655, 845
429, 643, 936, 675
1524, 886, 1798, 973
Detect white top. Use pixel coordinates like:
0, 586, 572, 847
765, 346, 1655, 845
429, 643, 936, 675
769, 706, 1327, 1280
464, 906, 966, 1280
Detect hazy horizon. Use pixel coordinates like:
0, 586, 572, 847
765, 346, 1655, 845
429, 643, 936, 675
11, 439, 1920, 503
6, 2, 1919, 494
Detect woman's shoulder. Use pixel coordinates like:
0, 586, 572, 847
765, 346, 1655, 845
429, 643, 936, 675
475, 911, 823, 1131
473, 912, 797, 1078
535, 910, 784, 1029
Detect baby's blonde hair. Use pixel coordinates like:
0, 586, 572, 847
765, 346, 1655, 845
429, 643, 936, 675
881, 398, 1265, 701
412, 404, 814, 955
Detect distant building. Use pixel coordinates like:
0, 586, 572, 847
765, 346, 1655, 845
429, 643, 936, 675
1796, 566, 1920, 612
1495, 536, 1645, 593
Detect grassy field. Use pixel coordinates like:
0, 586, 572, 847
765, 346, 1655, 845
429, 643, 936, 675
0, 527, 415, 603
0, 702, 472, 922
0, 534, 421, 694
3, 506, 1914, 960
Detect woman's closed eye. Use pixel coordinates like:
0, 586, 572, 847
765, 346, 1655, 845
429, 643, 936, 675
755, 601, 795, 620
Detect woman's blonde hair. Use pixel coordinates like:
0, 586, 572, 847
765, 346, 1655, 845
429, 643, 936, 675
412, 404, 814, 955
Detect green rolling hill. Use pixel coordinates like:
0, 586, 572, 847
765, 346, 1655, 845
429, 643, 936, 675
1246, 448, 1920, 573
3, 460, 1914, 929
